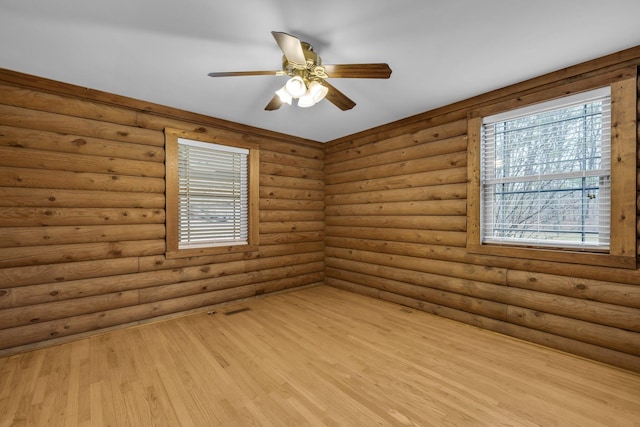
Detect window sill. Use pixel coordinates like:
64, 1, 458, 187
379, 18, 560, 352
467, 242, 636, 269
166, 243, 259, 259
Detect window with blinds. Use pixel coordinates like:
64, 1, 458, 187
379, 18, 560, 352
177, 138, 249, 249
481, 87, 611, 251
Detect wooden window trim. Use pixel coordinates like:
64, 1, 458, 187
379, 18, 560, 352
165, 127, 259, 259
467, 71, 637, 269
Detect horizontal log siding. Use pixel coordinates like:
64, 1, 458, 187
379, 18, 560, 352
324, 62, 640, 373
0, 75, 324, 354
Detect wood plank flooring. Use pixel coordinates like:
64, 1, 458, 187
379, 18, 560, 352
1, 285, 639, 426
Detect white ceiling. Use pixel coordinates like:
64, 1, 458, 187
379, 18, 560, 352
1, 0, 640, 143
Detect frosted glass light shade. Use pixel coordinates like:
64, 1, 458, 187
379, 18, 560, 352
297, 93, 315, 108
298, 81, 328, 108
285, 76, 307, 98
308, 81, 328, 103
275, 86, 292, 104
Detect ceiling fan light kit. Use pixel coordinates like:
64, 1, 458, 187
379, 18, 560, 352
283, 79, 329, 108
208, 31, 392, 111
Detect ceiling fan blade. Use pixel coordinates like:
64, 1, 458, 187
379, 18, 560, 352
322, 81, 356, 111
208, 70, 281, 77
322, 63, 392, 79
264, 94, 284, 111
271, 31, 307, 66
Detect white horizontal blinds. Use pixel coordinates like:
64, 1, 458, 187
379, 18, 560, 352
177, 138, 249, 249
481, 87, 611, 251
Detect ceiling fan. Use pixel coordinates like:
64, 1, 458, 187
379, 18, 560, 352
208, 31, 392, 111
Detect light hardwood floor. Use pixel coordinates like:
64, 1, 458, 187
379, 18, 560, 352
1, 285, 639, 426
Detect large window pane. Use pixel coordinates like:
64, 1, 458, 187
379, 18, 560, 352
481, 87, 611, 250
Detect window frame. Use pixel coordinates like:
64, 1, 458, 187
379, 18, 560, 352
467, 71, 637, 269
165, 128, 259, 259
481, 87, 612, 251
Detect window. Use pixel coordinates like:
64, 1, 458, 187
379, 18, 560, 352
481, 87, 611, 251
165, 128, 259, 258
467, 74, 636, 268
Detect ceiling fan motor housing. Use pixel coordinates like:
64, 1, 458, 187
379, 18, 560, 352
282, 42, 328, 81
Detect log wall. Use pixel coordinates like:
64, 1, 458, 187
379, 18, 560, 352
0, 70, 325, 354
324, 47, 640, 373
